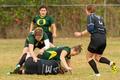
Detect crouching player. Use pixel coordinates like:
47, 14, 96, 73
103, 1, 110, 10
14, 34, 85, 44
11, 27, 54, 74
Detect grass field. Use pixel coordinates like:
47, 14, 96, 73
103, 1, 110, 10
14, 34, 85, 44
0, 37, 120, 80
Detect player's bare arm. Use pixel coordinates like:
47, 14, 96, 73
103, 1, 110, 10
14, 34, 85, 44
66, 59, 71, 67
51, 23, 57, 37
74, 29, 88, 37
29, 44, 38, 62
60, 50, 72, 71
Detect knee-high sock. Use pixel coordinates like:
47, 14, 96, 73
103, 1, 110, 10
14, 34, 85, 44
18, 53, 27, 66
99, 57, 110, 65
88, 59, 99, 74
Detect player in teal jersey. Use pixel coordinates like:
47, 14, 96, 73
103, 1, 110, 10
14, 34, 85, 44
74, 5, 117, 76
29, 5, 57, 43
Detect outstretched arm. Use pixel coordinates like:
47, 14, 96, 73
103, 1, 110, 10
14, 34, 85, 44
74, 29, 88, 37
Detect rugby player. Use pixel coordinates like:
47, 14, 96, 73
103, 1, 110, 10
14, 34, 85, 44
12, 27, 53, 73
74, 4, 117, 76
38, 45, 82, 71
29, 5, 57, 43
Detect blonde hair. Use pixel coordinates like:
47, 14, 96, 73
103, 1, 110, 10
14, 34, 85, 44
34, 27, 43, 36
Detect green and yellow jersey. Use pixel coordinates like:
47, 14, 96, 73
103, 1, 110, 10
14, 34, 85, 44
40, 46, 71, 61
33, 15, 54, 33
24, 31, 48, 48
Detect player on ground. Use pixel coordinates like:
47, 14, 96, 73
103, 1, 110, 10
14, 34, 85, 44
10, 57, 61, 75
10, 45, 82, 74
29, 5, 57, 43
74, 4, 117, 76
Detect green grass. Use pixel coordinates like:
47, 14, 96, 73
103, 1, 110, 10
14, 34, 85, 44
0, 38, 120, 80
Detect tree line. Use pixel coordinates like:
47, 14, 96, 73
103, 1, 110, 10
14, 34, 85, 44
0, 0, 120, 38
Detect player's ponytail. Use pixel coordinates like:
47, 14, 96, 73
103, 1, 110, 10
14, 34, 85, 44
72, 44, 82, 54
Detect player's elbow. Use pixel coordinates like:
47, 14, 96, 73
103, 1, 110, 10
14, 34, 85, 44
60, 56, 64, 61
87, 23, 94, 33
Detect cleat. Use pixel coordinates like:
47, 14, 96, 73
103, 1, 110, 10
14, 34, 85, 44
7, 72, 11, 75
7, 71, 17, 75
110, 62, 117, 73
8, 71, 15, 74
12, 64, 21, 74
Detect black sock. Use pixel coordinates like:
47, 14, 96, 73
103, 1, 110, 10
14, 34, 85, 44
88, 59, 99, 74
18, 53, 27, 66
99, 57, 110, 65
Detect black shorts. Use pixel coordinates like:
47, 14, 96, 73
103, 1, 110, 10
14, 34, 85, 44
24, 57, 60, 75
88, 33, 106, 55
46, 32, 53, 43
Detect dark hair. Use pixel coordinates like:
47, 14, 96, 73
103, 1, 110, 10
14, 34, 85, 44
86, 4, 96, 13
39, 5, 48, 11
34, 27, 43, 36
72, 44, 82, 54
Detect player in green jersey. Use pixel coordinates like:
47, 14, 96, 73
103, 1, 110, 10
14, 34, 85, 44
24, 27, 52, 62
38, 45, 82, 71
11, 27, 54, 74
29, 5, 57, 43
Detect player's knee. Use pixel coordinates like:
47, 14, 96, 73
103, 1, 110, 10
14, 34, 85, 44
87, 58, 93, 62
94, 58, 99, 62
86, 54, 93, 62
94, 56, 101, 62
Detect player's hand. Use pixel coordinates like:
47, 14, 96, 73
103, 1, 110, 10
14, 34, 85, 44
33, 56, 38, 62
66, 66, 72, 71
74, 32, 82, 37
53, 33, 57, 37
